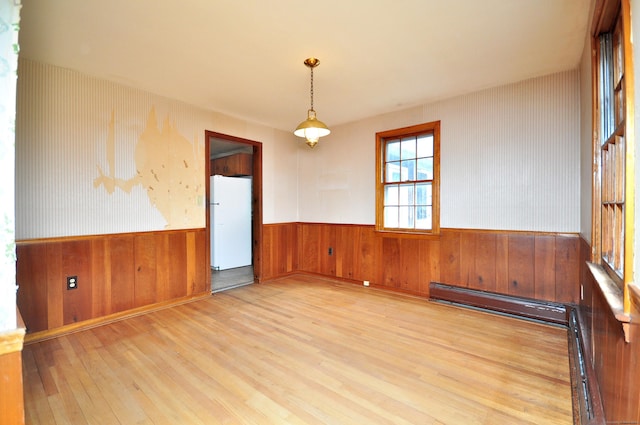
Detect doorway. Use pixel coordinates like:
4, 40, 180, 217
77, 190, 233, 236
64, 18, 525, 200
205, 131, 262, 293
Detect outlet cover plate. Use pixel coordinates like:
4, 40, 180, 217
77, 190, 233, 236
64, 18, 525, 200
67, 276, 78, 290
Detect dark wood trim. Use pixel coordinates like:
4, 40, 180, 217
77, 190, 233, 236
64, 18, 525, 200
442, 228, 581, 238
205, 131, 263, 284
429, 282, 568, 325
15, 227, 204, 245
284, 224, 579, 237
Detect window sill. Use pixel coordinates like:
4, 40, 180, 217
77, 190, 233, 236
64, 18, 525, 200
586, 262, 631, 342
375, 229, 441, 240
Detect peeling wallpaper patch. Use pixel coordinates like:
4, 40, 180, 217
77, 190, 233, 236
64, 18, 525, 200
15, 59, 210, 239
94, 107, 203, 228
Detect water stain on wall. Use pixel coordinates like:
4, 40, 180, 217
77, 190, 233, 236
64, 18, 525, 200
94, 107, 203, 228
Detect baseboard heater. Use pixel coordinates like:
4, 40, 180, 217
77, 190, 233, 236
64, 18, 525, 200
428, 282, 568, 325
567, 307, 606, 425
429, 282, 606, 425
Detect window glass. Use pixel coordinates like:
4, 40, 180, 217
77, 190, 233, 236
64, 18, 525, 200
594, 7, 627, 285
386, 162, 401, 183
417, 157, 433, 180
401, 137, 416, 160
417, 134, 433, 157
400, 159, 416, 181
386, 140, 400, 161
376, 122, 440, 234
384, 185, 398, 206
399, 184, 414, 206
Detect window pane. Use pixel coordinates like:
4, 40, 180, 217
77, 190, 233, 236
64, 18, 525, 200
417, 134, 433, 157
416, 183, 432, 206
599, 33, 615, 144
401, 137, 416, 159
386, 140, 400, 161
399, 184, 414, 205
377, 121, 439, 234
384, 185, 399, 206
386, 161, 401, 183
399, 206, 414, 228
384, 206, 399, 228
417, 157, 433, 180
401, 159, 416, 181
416, 206, 432, 230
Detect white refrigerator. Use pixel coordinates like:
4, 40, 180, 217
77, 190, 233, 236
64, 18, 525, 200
210, 175, 252, 270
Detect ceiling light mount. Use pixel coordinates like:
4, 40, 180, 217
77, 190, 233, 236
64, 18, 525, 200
294, 57, 330, 148
303, 57, 320, 68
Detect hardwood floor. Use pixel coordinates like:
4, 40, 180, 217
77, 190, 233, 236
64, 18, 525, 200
22, 274, 573, 424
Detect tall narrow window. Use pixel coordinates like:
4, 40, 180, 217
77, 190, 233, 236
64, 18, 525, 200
592, 0, 633, 292
376, 121, 440, 234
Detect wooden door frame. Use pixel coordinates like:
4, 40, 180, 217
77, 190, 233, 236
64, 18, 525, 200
205, 130, 263, 289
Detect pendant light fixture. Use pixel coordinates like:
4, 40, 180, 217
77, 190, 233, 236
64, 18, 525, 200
294, 57, 330, 148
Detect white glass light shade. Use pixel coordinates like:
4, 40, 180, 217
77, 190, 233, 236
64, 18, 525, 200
294, 109, 330, 148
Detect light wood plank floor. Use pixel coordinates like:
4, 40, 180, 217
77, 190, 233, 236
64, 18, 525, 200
22, 275, 574, 424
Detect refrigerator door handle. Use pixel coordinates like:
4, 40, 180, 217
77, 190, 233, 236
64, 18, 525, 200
212, 202, 220, 205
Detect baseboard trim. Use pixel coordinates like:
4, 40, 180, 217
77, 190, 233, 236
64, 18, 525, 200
24, 292, 211, 345
429, 282, 568, 325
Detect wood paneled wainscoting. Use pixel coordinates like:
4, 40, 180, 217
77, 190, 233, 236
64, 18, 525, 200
261, 223, 299, 281
579, 236, 640, 423
16, 229, 208, 337
269, 223, 581, 304
18, 224, 581, 333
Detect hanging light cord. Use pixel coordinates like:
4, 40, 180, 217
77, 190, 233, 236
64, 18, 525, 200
309, 66, 314, 112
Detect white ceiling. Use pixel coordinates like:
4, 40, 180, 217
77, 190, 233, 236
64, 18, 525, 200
18, 0, 591, 133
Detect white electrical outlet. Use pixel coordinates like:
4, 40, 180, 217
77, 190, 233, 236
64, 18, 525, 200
363, 280, 370, 287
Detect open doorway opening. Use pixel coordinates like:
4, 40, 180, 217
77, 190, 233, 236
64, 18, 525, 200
205, 131, 262, 293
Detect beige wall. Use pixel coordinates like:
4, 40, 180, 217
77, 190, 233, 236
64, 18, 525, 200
15, 59, 297, 239
301, 70, 581, 232
16, 60, 582, 240
208, 111, 300, 224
